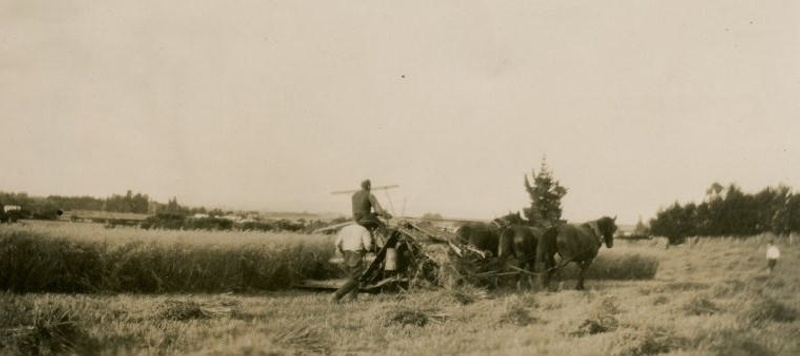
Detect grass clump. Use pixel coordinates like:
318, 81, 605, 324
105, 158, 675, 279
269, 322, 330, 355
387, 309, 430, 327
569, 298, 620, 336
156, 299, 239, 321
660, 281, 709, 292
609, 326, 686, 356
416, 287, 489, 308
382, 305, 447, 328
158, 300, 211, 321
683, 296, 719, 316
741, 296, 798, 324
499, 305, 537, 327
0, 295, 98, 355
495, 294, 539, 327
690, 327, 772, 356
710, 279, 746, 297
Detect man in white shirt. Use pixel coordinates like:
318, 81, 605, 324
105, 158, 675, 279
766, 240, 780, 274
331, 223, 374, 303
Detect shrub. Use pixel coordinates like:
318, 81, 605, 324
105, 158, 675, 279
141, 213, 186, 230
185, 217, 234, 231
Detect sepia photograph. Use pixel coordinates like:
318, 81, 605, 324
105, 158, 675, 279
1, 1, 799, 354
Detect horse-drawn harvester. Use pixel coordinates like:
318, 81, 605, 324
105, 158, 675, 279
297, 182, 619, 293
297, 211, 619, 293
295, 218, 505, 293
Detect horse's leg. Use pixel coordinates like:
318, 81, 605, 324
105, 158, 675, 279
576, 261, 589, 290
541, 255, 554, 290
512, 238, 528, 290
526, 250, 536, 290
522, 258, 534, 290
538, 251, 562, 291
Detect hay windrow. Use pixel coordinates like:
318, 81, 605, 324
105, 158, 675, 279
155, 299, 237, 321
378, 304, 448, 328
269, 321, 330, 355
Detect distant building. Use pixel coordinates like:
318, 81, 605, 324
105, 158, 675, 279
3, 205, 21, 213
222, 214, 243, 222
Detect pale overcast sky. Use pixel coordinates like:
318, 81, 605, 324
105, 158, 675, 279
2, 1, 798, 223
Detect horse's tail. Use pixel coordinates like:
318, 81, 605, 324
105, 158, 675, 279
498, 228, 513, 260
536, 226, 559, 271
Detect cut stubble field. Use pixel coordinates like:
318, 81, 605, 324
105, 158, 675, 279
1, 222, 799, 355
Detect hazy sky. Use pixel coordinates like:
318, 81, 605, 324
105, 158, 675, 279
2, 1, 798, 223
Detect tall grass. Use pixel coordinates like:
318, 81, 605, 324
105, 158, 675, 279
556, 252, 660, 281
0, 222, 337, 293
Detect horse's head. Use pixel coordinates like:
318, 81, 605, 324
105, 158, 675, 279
597, 215, 618, 248
494, 211, 524, 227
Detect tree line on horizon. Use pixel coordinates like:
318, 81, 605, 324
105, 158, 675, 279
0, 190, 202, 220
0, 190, 338, 233
649, 182, 800, 243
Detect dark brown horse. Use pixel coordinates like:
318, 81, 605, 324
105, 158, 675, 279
453, 211, 524, 257
498, 224, 543, 289
492, 211, 543, 289
454, 221, 502, 256
536, 216, 617, 290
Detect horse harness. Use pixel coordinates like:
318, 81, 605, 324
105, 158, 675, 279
586, 221, 605, 248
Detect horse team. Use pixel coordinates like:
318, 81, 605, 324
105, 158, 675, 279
454, 212, 618, 290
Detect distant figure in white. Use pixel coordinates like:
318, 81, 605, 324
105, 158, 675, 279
766, 240, 780, 274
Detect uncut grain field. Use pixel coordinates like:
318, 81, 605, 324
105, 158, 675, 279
1, 221, 799, 355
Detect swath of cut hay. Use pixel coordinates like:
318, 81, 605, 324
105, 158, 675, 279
156, 299, 238, 321
269, 321, 330, 354
373, 302, 449, 328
